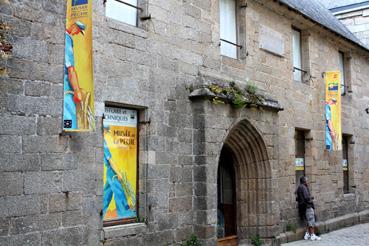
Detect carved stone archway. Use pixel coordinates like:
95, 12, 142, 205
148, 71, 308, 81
219, 119, 274, 242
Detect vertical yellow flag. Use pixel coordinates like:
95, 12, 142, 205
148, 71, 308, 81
63, 0, 95, 131
325, 71, 342, 151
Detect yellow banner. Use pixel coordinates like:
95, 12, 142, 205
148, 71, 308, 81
325, 71, 342, 151
103, 107, 137, 221
63, 0, 95, 131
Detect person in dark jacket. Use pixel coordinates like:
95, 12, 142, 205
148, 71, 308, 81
295, 176, 321, 241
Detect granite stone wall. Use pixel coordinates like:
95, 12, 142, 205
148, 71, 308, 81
335, 7, 369, 48
1, 0, 369, 245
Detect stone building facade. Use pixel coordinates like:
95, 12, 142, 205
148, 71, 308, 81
1, 0, 369, 245
325, 0, 369, 48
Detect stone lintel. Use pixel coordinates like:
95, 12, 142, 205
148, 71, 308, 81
189, 88, 284, 112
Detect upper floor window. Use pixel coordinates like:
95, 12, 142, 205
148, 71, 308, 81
339, 51, 346, 95
106, 0, 138, 26
220, 0, 237, 59
292, 28, 302, 82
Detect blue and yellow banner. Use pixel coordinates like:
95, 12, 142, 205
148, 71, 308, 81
103, 107, 137, 221
63, 0, 95, 131
325, 71, 342, 151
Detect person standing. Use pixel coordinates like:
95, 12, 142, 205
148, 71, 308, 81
296, 176, 321, 241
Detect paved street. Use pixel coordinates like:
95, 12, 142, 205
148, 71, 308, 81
282, 223, 369, 246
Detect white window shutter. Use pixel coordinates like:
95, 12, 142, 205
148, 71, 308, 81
339, 51, 345, 94
220, 0, 237, 59
292, 29, 302, 82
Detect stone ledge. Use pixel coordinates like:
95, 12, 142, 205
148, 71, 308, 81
189, 88, 284, 112
102, 223, 147, 240
276, 209, 369, 244
106, 18, 148, 38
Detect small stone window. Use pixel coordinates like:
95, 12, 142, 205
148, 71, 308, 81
342, 134, 354, 194
219, 0, 246, 59
105, 0, 139, 26
292, 27, 310, 83
338, 51, 352, 95
102, 105, 142, 226
295, 130, 306, 186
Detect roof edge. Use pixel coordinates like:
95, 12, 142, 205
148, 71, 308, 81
276, 0, 369, 53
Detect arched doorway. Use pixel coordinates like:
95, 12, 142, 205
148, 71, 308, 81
217, 146, 237, 244
217, 119, 273, 245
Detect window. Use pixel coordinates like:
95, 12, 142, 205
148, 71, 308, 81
106, 0, 138, 26
342, 136, 349, 193
339, 51, 346, 95
295, 130, 305, 186
219, 0, 237, 58
103, 106, 139, 226
292, 28, 302, 82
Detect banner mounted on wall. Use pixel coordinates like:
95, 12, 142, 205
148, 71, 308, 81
63, 0, 95, 131
103, 107, 138, 222
325, 71, 342, 151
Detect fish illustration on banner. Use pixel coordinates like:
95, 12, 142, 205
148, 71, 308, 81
63, 0, 95, 131
103, 107, 137, 221
325, 71, 342, 151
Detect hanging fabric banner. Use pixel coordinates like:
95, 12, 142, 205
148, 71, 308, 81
325, 71, 342, 151
103, 107, 137, 221
63, 0, 95, 131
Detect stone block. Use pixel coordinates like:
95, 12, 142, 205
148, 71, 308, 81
0, 154, 40, 172
24, 80, 51, 97
169, 197, 192, 212
175, 183, 193, 197
0, 172, 23, 196
41, 0, 65, 15
2, 195, 41, 217
62, 210, 88, 227
9, 233, 41, 246
9, 213, 61, 235
41, 153, 65, 171
0, 135, 21, 153
0, 217, 9, 236
104, 236, 143, 246
24, 171, 63, 194
7, 95, 62, 117
22, 135, 65, 153
41, 227, 86, 245
148, 164, 170, 179
13, 37, 48, 62
62, 170, 97, 194
359, 210, 369, 223
0, 114, 36, 135
7, 58, 62, 83
48, 192, 81, 212
103, 223, 146, 239
0, 78, 23, 95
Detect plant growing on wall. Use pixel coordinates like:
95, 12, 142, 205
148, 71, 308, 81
206, 81, 265, 108
250, 234, 262, 246
0, 20, 12, 58
182, 234, 201, 246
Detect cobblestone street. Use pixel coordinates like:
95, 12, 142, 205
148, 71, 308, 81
282, 223, 369, 246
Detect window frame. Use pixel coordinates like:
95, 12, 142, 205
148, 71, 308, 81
292, 27, 303, 82
291, 27, 312, 84
338, 50, 352, 95
219, 0, 241, 59
295, 129, 306, 187
105, 0, 140, 27
102, 105, 140, 227
338, 51, 346, 95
